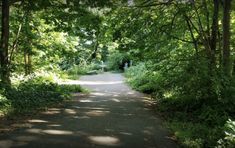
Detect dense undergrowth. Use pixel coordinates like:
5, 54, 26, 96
125, 63, 235, 148
0, 72, 84, 116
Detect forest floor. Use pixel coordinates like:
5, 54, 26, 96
0, 72, 177, 148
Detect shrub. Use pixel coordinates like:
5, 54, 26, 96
0, 93, 11, 115
107, 52, 130, 71
1, 75, 84, 115
217, 119, 235, 148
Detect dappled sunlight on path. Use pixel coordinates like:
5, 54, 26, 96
0, 72, 176, 148
61, 80, 124, 85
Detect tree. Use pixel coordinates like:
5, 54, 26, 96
222, 0, 232, 77
0, 0, 10, 84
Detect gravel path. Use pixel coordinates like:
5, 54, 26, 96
0, 72, 177, 148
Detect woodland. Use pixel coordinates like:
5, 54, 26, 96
0, 0, 235, 147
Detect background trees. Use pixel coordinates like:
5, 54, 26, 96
103, 1, 235, 147
0, 0, 234, 147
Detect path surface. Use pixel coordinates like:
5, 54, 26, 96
0, 72, 176, 148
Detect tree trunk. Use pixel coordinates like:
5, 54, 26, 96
24, 50, 28, 75
0, 0, 10, 84
210, 0, 219, 65
222, 0, 232, 77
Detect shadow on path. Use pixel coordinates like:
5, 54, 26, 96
0, 73, 177, 148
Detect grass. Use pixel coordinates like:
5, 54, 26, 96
156, 101, 232, 148
163, 119, 223, 148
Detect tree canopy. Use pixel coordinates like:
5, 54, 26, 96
0, 0, 235, 147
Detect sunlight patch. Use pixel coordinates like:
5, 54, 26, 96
26, 129, 73, 135
111, 98, 120, 102
47, 124, 61, 127
60, 80, 123, 85
26, 128, 42, 134
48, 108, 61, 111
88, 136, 121, 146
42, 130, 73, 135
64, 109, 76, 114
80, 99, 93, 103
28, 119, 48, 123
90, 92, 106, 96
42, 110, 60, 115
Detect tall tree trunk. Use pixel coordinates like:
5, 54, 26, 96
222, 0, 232, 77
24, 50, 28, 75
28, 53, 32, 74
210, 0, 219, 65
24, 47, 32, 76
24, 10, 33, 75
0, 0, 10, 84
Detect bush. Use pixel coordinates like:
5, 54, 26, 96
125, 63, 148, 89
67, 62, 104, 77
107, 52, 130, 71
124, 60, 234, 147
217, 119, 235, 148
1, 75, 84, 115
0, 93, 11, 115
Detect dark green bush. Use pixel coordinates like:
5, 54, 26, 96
1, 76, 83, 115
124, 60, 234, 147
217, 119, 235, 147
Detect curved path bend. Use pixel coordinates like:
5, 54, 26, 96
0, 72, 176, 148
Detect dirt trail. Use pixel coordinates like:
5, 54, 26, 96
0, 72, 177, 148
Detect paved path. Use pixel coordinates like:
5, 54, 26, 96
0, 73, 176, 148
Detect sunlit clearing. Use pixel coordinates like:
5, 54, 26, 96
42, 110, 60, 115
74, 107, 107, 110
111, 98, 120, 102
86, 110, 110, 117
48, 108, 61, 111
141, 96, 151, 100
163, 91, 173, 98
28, 119, 48, 123
127, 92, 135, 95
88, 136, 121, 146
42, 130, 73, 135
26, 128, 42, 134
60, 80, 123, 85
65, 109, 76, 114
47, 124, 61, 127
90, 92, 106, 96
80, 99, 93, 103
26, 129, 74, 135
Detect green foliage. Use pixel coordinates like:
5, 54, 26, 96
58, 84, 85, 94
107, 51, 130, 71
166, 120, 223, 148
67, 62, 104, 78
125, 63, 152, 92
0, 93, 11, 115
217, 119, 235, 148
1, 75, 83, 115
124, 54, 234, 147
